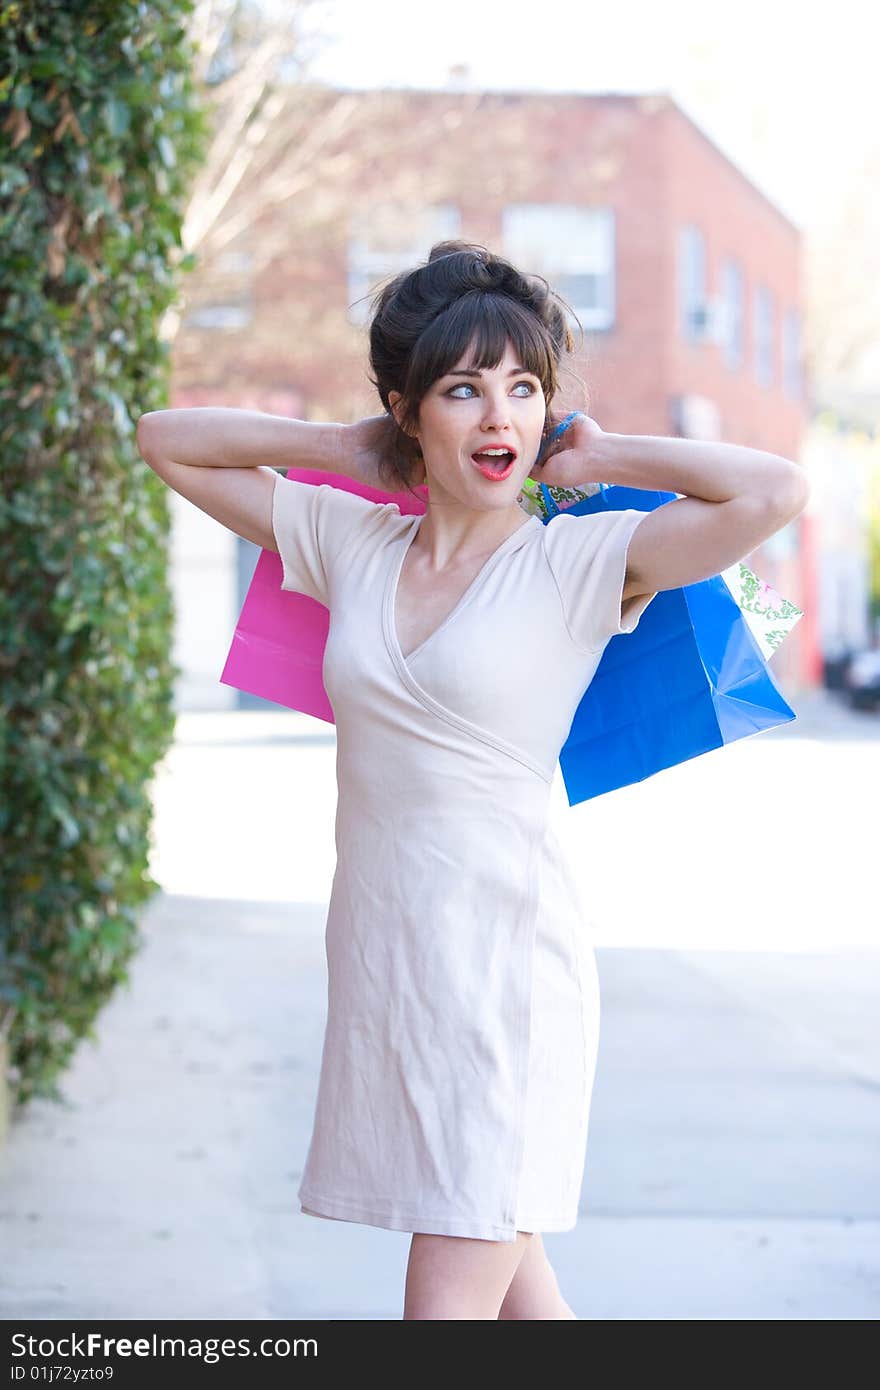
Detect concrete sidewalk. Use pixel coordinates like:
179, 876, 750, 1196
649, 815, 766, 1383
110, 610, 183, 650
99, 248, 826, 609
2, 686, 879, 1319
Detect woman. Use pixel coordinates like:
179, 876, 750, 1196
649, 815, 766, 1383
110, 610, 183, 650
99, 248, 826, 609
137, 241, 809, 1319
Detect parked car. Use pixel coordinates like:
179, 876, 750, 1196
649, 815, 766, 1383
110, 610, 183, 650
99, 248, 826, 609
843, 646, 880, 711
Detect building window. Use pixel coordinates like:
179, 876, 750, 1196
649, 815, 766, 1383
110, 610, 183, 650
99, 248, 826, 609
754, 283, 774, 387
346, 203, 461, 326
719, 257, 744, 370
501, 204, 615, 331
184, 237, 254, 331
678, 225, 706, 344
782, 307, 803, 401
183, 303, 252, 330
215, 248, 254, 274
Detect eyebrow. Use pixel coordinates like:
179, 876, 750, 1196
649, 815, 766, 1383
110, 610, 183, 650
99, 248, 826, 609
446, 366, 533, 377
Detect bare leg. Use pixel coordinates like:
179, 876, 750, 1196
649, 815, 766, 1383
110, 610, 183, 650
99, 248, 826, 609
497, 1234, 577, 1319
403, 1230, 534, 1319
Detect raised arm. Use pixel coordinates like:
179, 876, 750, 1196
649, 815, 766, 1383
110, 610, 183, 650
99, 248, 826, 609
136, 408, 343, 473
135, 408, 403, 551
135, 408, 346, 552
530, 413, 810, 601
604, 430, 810, 600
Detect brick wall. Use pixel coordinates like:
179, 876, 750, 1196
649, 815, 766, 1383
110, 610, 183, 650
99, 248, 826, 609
170, 88, 814, 693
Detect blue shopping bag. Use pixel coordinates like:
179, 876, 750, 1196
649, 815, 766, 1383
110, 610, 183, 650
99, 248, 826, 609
543, 481, 798, 805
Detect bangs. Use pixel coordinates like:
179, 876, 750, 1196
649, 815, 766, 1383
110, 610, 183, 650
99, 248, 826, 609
404, 291, 556, 404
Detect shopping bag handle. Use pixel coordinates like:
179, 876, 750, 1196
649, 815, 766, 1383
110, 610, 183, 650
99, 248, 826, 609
537, 412, 608, 518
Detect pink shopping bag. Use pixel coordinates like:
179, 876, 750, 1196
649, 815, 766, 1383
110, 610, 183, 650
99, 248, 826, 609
219, 467, 428, 719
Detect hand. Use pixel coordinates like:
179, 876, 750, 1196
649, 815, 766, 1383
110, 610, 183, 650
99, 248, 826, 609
343, 415, 427, 488
341, 415, 392, 488
528, 412, 607, 488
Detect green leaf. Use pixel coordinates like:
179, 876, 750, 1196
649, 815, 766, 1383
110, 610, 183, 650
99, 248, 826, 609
157, 135, 176, 169
104, 98, 130, 138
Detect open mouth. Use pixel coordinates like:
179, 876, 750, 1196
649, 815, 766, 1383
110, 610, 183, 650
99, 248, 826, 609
471, 449, 516, 481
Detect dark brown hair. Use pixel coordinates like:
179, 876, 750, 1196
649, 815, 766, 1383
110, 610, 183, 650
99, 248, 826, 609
364, 240, 587, 496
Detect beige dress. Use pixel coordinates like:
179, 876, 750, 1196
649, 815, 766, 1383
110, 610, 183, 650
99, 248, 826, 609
271, 471, 657, 1242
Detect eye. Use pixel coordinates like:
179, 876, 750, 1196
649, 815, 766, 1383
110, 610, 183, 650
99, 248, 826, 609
446, 381, 537, 398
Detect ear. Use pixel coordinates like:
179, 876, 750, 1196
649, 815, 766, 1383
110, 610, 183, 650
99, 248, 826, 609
388, 390, 419, 444
388, 390, 405, 430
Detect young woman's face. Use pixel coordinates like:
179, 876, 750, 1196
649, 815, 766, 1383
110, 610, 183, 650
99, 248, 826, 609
392, 338, 546, 508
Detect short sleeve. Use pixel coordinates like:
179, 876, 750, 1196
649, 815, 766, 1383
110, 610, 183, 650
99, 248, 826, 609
270, 471, 383, 606
542, 508, 658, 653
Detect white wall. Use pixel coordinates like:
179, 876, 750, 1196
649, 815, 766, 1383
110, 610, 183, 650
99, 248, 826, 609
803, 424, 874, 658
169, 491, 240, 711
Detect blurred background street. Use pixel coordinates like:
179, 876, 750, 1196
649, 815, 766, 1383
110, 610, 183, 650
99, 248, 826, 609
2, 685, 878, 1319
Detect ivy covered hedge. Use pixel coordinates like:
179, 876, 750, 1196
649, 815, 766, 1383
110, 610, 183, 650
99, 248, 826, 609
1, 0, 206, 1107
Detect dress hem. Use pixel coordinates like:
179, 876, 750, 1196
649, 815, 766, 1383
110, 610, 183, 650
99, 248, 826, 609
299, 1191, 578, 1242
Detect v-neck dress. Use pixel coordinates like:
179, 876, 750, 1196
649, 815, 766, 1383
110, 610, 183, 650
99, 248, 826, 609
271, 471, 658, 1242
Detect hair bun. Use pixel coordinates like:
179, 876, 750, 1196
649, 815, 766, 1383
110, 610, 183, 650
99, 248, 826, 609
427, 239, 488, 265
424, 243, 525, 313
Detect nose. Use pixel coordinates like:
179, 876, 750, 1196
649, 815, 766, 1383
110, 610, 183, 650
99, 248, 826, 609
479, 388, 512, 431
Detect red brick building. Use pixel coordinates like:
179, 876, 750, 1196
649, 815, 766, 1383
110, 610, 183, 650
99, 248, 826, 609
171, 89, 815, 706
